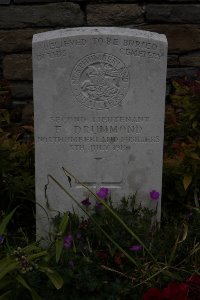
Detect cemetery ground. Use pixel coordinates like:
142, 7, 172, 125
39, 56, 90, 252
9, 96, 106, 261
0, 75, 200, 299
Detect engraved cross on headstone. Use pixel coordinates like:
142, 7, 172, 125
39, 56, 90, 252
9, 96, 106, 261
75, 157, 123, 190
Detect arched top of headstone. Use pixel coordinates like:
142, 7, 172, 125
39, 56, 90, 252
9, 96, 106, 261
33, 27, 167, 44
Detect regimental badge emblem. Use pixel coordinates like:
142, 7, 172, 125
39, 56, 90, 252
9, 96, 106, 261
71, 53, 130, 110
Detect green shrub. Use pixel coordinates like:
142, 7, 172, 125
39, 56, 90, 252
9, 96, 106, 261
163, 75, 200, 218
1, 196, 199, 300
0, 80, 35, 233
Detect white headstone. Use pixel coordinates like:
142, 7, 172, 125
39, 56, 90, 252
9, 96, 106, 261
33, 27, 167, 240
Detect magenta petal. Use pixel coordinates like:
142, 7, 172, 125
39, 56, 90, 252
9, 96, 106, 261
150, 190, 160, 201
96, 187, 109, 199
95, 202, 103, 211
81, 198, 91, 206
129, 245, 142, 251
63, 234, 73, 249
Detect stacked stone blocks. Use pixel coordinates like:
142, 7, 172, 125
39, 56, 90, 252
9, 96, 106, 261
0, 0, 199, 123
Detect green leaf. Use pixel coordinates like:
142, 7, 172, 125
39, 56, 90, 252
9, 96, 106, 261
0, 109, 10, 124
0, 207, 19, 235
0, 259, 19, 281
39, 266, 63, 290
172, 80, 181, 91
190, 243, 200, 256
177, 223, 188, 244
192, 121, 198, 129
189, 153, 200, 160
163, 270, 182, 281
0, 278, 11, 290
15, 275, 42, 300
55, 239, 64, 263
23, 243, 42, 253
28, 251, 48, 261
183, 175, 192, 190
55, 213, 69, 263
0, 291, 12, 300
59, 213, 69, 234
194, 190, 200, 208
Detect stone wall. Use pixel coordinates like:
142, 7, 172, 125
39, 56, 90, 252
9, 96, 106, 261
0, 0, 200, 124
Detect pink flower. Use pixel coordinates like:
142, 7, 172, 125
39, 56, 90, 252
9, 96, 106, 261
81, 198, 91, 206
63, 234, 73, 249
96, 187, 109, 200
150, 190, 160, 201
186, 274, 200, 285
143, 288, 164, 300
163, 282, 189, 300
95, 202, 104, 211
129, 245, 142, 251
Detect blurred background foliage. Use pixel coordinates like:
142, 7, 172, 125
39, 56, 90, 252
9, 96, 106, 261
0, 79, 35, 234
163, 73, 200, 219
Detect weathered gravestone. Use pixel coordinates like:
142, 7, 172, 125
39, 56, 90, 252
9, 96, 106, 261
32, 27, 167, 240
